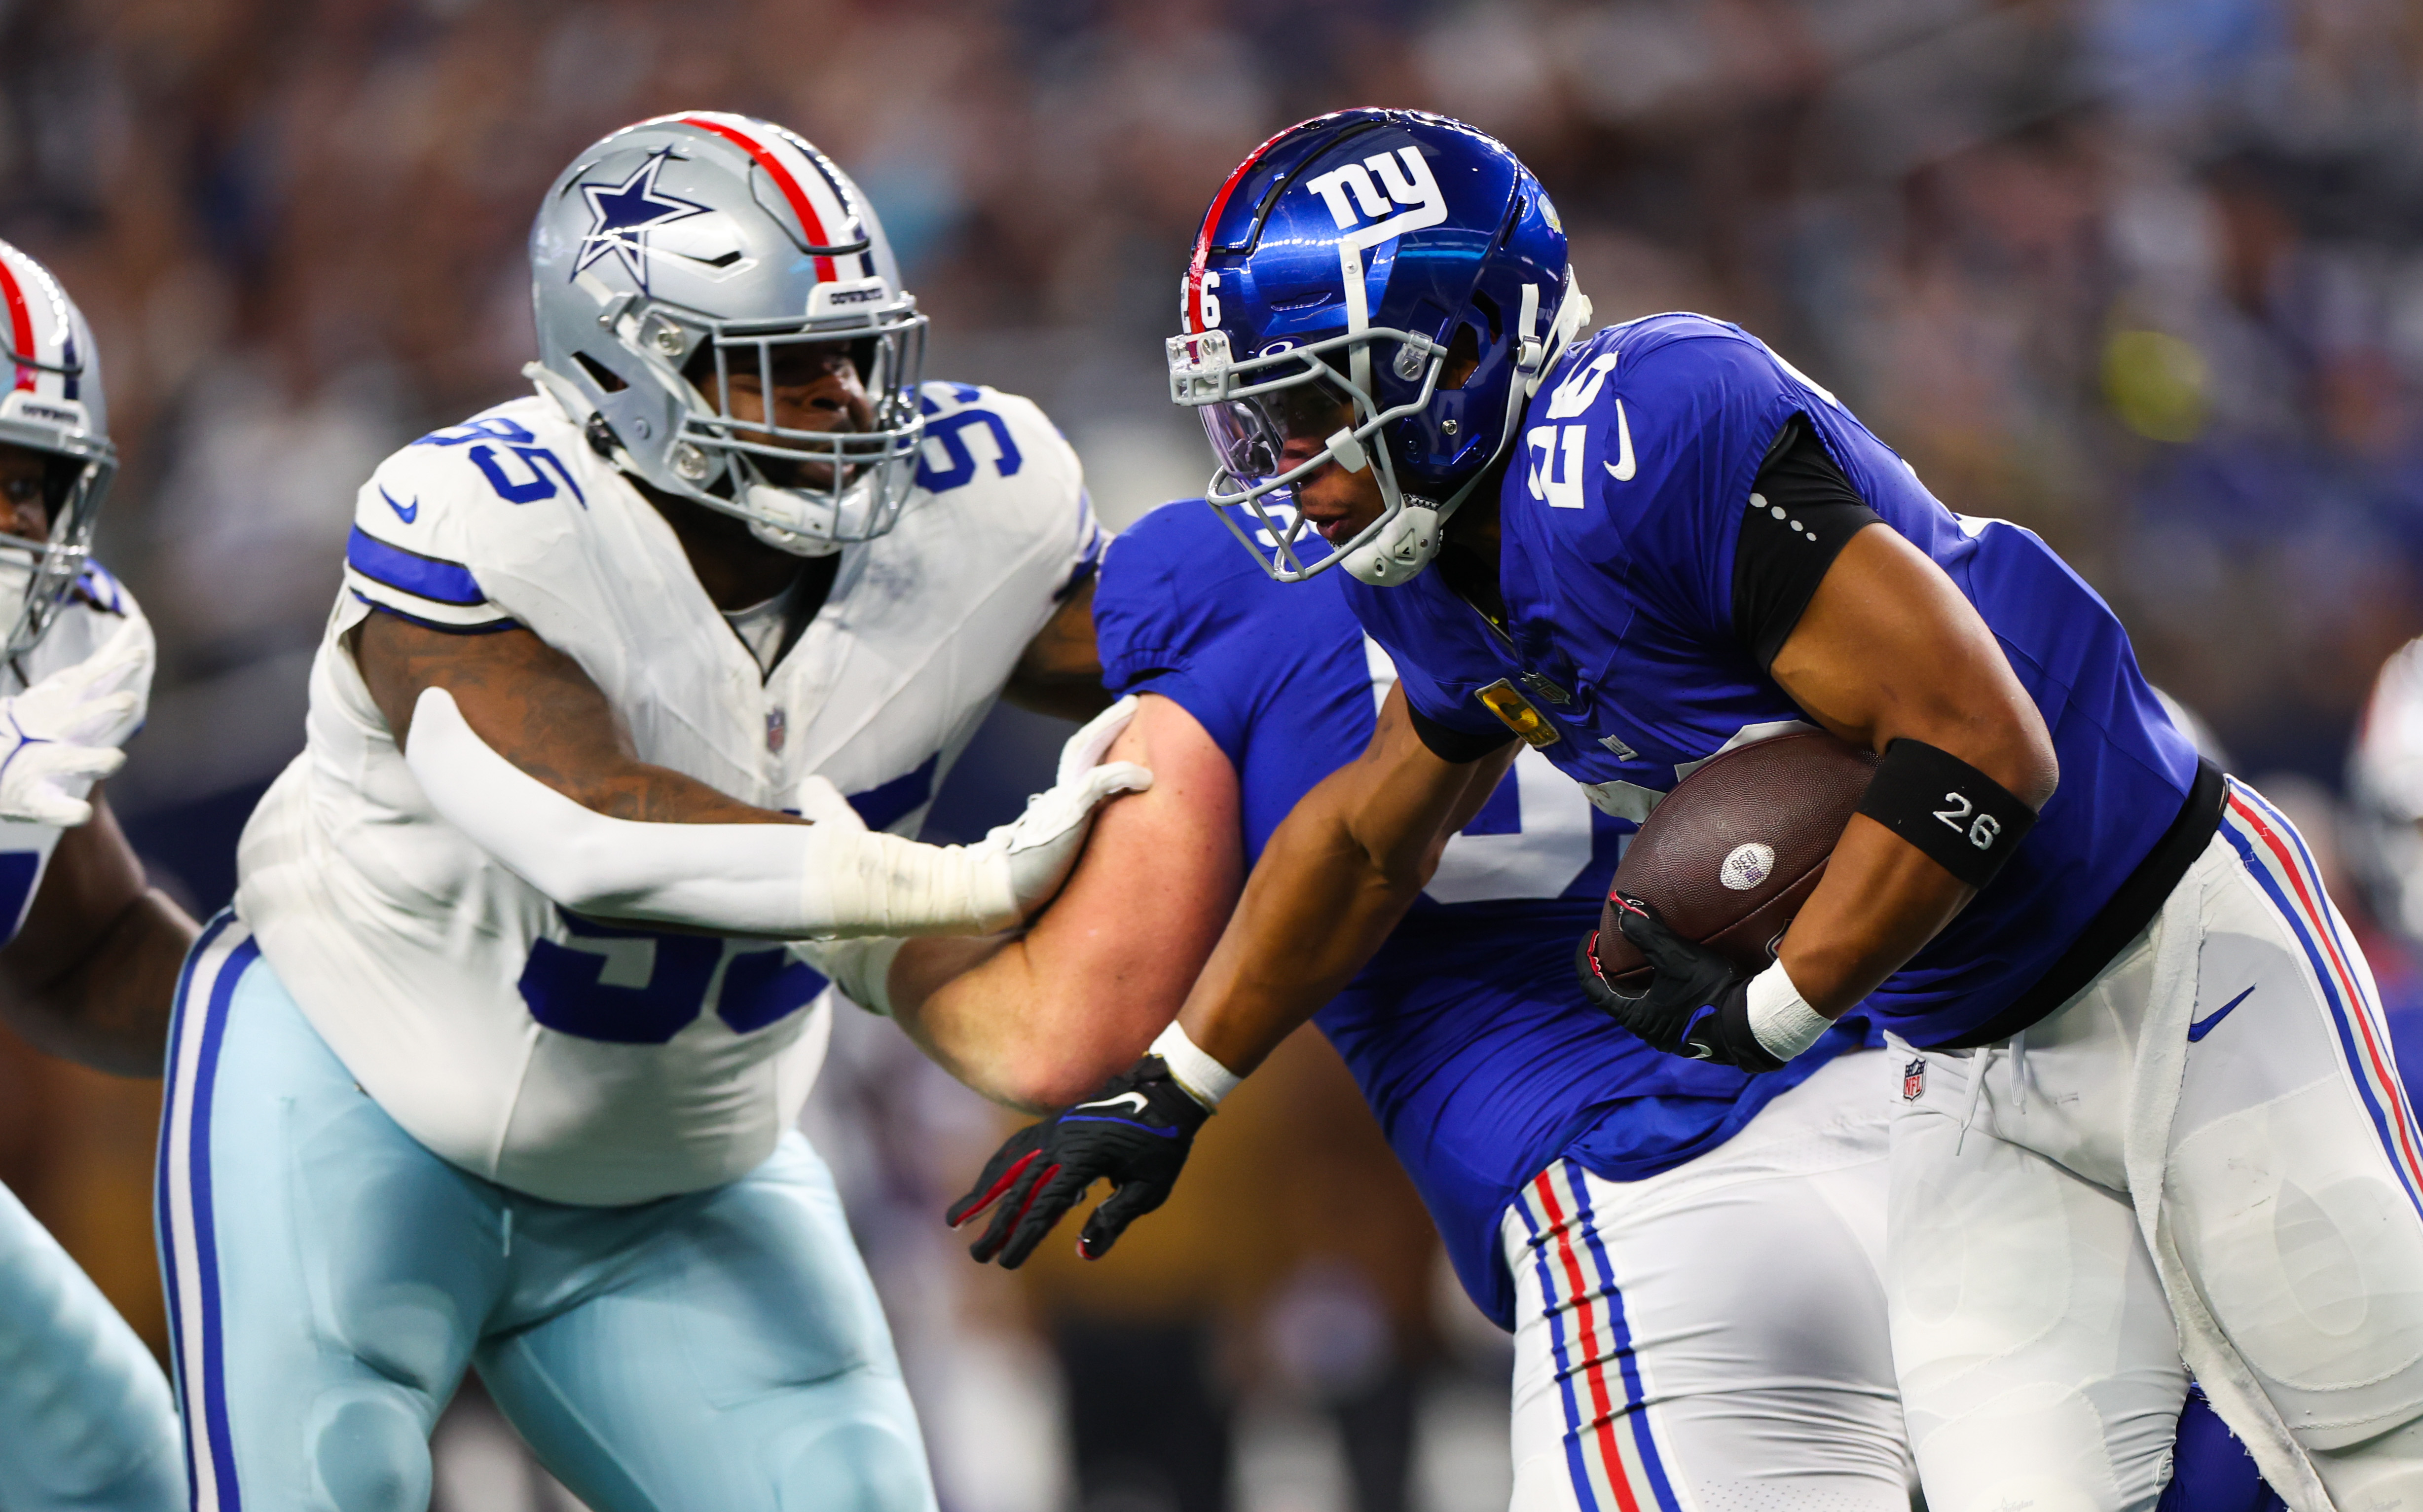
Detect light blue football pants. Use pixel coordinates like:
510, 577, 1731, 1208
154, 916, 937, 1512
0, 1180, 185, 1511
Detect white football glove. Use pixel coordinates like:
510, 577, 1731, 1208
0, 610, 153, 828
976, 694, 1153, 921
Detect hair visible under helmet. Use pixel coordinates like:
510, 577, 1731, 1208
1166, 109, 1591, 587
527, 111, 928, 555
0, 241, 112, 660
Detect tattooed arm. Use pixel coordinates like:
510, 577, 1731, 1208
347, 610, 800, 827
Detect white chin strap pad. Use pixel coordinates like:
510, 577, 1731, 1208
1341, 500, 1443, 587
403, 686, 1020, 937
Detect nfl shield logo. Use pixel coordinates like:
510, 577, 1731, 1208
766, 708, 787, 754
1902, 1058, 1926, 1101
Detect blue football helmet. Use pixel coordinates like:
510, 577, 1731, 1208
1167, 110, 1591, 585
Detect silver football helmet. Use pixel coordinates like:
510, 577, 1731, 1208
0, 240, 111, 660
529, 111, 927, 554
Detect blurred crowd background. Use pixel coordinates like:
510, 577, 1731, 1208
8, 0, 2423, 1509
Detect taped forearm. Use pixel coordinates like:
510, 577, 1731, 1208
403, 687, 1017, 936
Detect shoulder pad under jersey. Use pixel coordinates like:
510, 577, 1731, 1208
341, 398, 589, 633
913, 380, 1097, 591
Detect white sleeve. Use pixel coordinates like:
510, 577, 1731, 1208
402, 687, 1021, 937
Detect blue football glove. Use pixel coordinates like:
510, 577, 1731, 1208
1577, 894, 1782, 1072
948, 1055, 1210, 1268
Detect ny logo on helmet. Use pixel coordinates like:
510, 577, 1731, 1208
1304, 148, 1449, 248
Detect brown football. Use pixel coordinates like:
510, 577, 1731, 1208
1593, 729, 1878, 990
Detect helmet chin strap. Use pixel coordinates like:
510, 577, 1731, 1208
745, 493, 846, 557
1339, 265, 1593, 588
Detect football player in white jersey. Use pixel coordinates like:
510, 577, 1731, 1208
158, 114, 1146, 1512
0, 240, 198, 1512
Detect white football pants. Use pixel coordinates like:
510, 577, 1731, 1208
1888, 779, 2423, 1512
1503, 1048, 1916, 1512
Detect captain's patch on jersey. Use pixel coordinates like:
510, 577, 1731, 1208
1475, 679, 1561, 748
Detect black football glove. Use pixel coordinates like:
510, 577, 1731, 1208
1576, 894, 1783, 1072
947, 1055, 1210, 1269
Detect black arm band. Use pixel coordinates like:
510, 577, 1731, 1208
1408, 703, 1516, 764
1855, 738, 2039, 889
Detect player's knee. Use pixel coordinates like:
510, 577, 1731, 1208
773, 1416, 933, 1512
311, 1392, 431, 1512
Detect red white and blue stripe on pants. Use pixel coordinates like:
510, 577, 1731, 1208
1513, 1160, 1688, 1512
2219, 779, 2423, 1222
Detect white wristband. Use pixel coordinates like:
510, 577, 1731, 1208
1747, 960, 1832, 1062
1149, 1021, 1241, 1109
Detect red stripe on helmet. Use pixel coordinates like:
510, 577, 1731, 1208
1186, 121, 1312, 335
0, 257, 35, 393
680, 115, 839, 283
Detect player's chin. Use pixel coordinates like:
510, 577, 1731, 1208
754, 454, 845, 493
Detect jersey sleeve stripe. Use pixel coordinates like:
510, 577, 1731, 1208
346, 586, 518, 636
345, 526, 486, 606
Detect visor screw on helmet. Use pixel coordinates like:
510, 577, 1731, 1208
672, 441, 712, 481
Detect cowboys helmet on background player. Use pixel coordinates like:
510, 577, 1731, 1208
0, 238, 195, 1512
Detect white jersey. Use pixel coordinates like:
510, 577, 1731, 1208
237, 382, 1098, 1205
0, 566, 147, 944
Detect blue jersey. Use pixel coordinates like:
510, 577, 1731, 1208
1094, 499, 1870, 1328
1346, 313, 2202, 1049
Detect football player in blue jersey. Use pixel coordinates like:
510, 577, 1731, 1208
863, 495, 2285, 1509
822, 494, 1914, 1501
0, 240, 198, 1511
945, 111, 2418, 1509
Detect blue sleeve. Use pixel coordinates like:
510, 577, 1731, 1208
1547, 321, 1812, 644
1090, 502, 1259, 762
1338, 575, 1519, 748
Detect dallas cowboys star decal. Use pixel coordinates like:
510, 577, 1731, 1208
574, 148, 709, 293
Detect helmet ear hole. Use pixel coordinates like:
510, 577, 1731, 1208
1442, 323, 1485, 390
573, 351, 628, 394
1471, 291, 1504, 346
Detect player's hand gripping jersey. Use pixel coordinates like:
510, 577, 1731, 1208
1094, 498, 1874, 1326
1348, 313, 2214, 1049
238, 380, 1098, 1205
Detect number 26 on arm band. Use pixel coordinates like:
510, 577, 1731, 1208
1854, 738, 2039, 889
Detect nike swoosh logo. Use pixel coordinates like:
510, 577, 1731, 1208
1602, 399, 1636, 481
380, 486, 419, 524
1075, 1091, 1148, 1115
2188, 985, 2256, 1043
